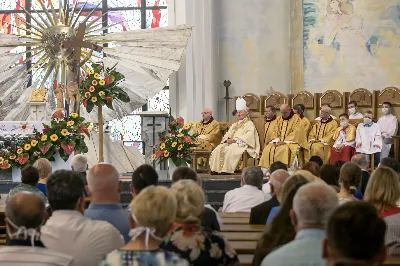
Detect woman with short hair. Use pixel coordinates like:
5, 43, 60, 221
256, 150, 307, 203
161, 179, 239, 265
99, 186, 188, 266
33, 158, 52, 196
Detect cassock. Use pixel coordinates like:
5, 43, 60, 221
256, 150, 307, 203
210, 118, 260, 173
194, 117, 222, 151
377, 114, 398, 160
307, 117, 338, 164
259, 113, 307, 168
329, 124, 356, 163
356, 123, 382, 155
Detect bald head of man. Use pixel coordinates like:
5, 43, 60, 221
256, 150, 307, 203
6, 192, 46, 236
280, 104, 291, 119
269, 169, 290, 198
202, 108, 213, 122
87, 164, 121, 203
320, 105, 332, 120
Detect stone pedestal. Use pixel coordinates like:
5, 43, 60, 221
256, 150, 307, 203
140, 112, 169, 176
27, 102, 47, 121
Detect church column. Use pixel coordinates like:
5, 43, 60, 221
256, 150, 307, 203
168, 0, 220, 123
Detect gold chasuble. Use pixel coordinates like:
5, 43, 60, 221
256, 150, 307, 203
259, 113, 307, 168
307, 117, 338, 164
210, 118, 260, 173
194, 118, 222, 151
298, 115, 312, 165
263, 116, 279, 145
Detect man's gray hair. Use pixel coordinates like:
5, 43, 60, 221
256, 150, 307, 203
351, 154, 369, 168
242, 166, 263, 188
293, 182, 338, 227
71, 154, 88, 173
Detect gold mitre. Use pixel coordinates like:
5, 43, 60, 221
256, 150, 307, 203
29, 88, 47, 102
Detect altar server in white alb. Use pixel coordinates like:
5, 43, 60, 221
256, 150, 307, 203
356, 111, 382, 168
348, 100, 364, 119
209, 98, 260, 174
377, 102, 398, 160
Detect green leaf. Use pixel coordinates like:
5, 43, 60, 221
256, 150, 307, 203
87, 100, 94, 113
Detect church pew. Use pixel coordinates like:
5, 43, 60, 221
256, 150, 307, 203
221, 224, 265, 232
222, 232, 261, 241
238, 254, 252, 266
219, 212, 250, 218
230, 241, 257, 254
221, 217, 249, 224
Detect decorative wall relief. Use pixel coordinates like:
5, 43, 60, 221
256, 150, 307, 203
349, 88, 372, 107
292, 91, 314, 109
320, 90, 342, 108
379, 87, 400, 106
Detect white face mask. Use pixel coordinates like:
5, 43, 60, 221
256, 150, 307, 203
129, 214, 162, 249
363, 118, 372, 125
348, 108, 356, 115
6, 218, 41, 246
340, 121, 348, 127
382, 108, 389, 115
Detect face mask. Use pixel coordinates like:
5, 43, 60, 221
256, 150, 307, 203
6, 218, 41, 246
363, 118, 372, 125
348, 108, 356, 115
340, 121, 348, 127
129, 214, 162, 249
382, 108, 389, 115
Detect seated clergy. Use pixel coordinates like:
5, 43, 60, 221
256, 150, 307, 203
263, 105, 278, 144
194, 108, 222, 151
377, 102, 398, 160
315, 104, 337, 120
293, 104, 312, 165
259, 104, 307, 169
329, 113, 356, 164
210, 98, 260, 174
307, 105, 338, 164
348, 100, 364, 119
356, 111, 382, 168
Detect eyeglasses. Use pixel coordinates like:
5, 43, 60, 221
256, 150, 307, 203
201, 112, 210, 115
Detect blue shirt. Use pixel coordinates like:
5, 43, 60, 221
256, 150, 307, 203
84, 203, 131, 243
266, 206, 280, 224
36, 183, 47, 196
261, 228, 326, 266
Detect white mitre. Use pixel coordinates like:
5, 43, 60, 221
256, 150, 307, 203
236, 97, 247, 111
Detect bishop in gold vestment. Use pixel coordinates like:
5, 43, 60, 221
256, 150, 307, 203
259, 104, 307, 169
307, 106, 338, 164
194, 108, 222, 151
210, 108, 260, 174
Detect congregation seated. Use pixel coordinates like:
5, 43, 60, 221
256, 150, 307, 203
210, 98, 260, 174
250, 169, 289, 224
71, 154, 88, 187
319, 164, 340, 192
171, 166, 221, 231
160, 179, 239, 265
323, 201, 387, 266
222, 166, 267, 212
380, 157, 400, 173
33, 158, 52, 196
129, 164, 159, 197
261, 161, 287, 195
364, 166, 400, 255
0, 192, 73, 265
253, 174, 310, 266
336, 162, 362, 204
99, 186, 188, 266
351, 154, 370, 196
309, 155, 323, 167
301, 162, 320, 178
41, 170, 124, 266
330, 113, 356, 164
260, 182, 338, 266
84, 164, 131, 243
7, 166, 46, 204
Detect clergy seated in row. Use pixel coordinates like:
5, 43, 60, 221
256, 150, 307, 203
315, 104, 337, 120
378, 102, 398, 160
329, 113, 356, 164
356, 111, 382, 168
307, 105, 338, 164
259, 104, 307, 170
348, 100, 364, 119
209, 98, 260, 174
293, 104, 312, 165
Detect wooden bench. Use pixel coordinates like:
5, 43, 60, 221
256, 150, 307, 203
221, 224, 265, 232
221, 217, 249, 224
219, 212, 250, 218
230, 241, 257, 254
222, 232, 261, 241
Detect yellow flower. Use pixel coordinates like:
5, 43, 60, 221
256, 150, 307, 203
17, 148, 23, 154
94, 73, 100, 79
89, 69, 94, 75
0, 157, 4, 164
61, 129, 69, 136
87, 123, 94, 131
91, 97, 98, 103
190, 122, 195, 127
31, 139, 38, 147
163, 151, 170, 157
172, 142, 177, 147
160, 143, 166, 150
177, 133, 184, 138
71, 112, 78, 118
92, 80, 98, 86
178, 144, 183, 151
50, 134, 58, 142
99, 80, 105, 86
9, 155, 16, 160
151, 154, 157, 161
99, 91, 105, 97
41, 135, 48, 141
183, 124, 191, 130
24, 143, 31, 151
89, 86, 95, 92
67, 120, 75, 127
85, 92, 91, 98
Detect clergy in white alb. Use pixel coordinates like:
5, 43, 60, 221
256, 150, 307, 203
348, 100, 364, 119
356, 111, 382, 168
210, 98, 260, 174
377, 102, 398, 160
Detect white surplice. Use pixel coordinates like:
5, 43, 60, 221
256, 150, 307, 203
378, 114, 398, 160
355, 123, 382, 154
349, 112, 363, 119
333, 130, 356, 148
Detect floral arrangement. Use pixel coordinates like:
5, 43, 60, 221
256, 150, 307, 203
152, 117, 198, 167
80, 63, 130, 113
0, 111, 91, 171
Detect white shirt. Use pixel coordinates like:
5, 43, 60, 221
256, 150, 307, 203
0, 246, 73, 266
356, 123, 382, 154
378, 113, 398, 144
41, 210, 124, 266
349, 112, 363, 119
222, 185, 267, 212
333, 130, 355, 148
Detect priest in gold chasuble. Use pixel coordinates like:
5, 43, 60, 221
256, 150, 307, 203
263, 105, 278, 145
259, 104, 307, 169
307, 105, 338, 164
210, 98, 260, 174
194, 108, 222, 151
293, 104, 312, 165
